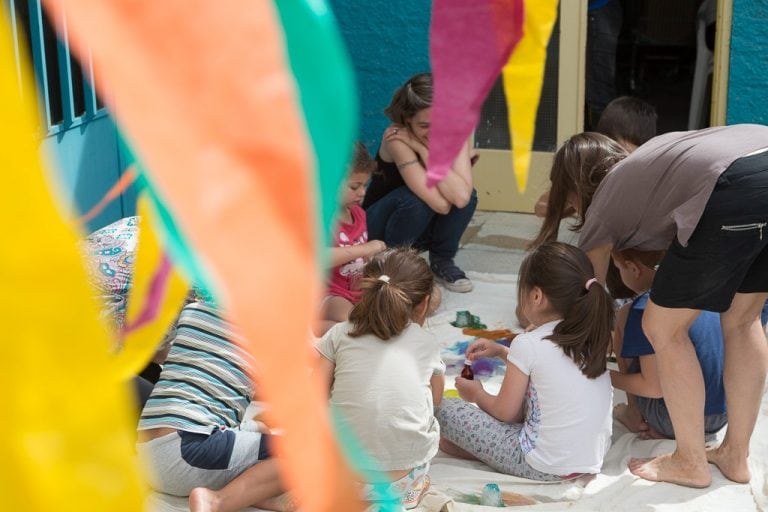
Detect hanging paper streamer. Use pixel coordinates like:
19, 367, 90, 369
427, 0, 524, 186
111, 192, 190, 381
117, 134, 216, 301
273, 2, 357, 249
0, 9, 143, 510
43, 0, 362, 510
502, 0, 559, 193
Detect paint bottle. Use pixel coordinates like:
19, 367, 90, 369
480, 483, 504, 507
461, 359, 474, 380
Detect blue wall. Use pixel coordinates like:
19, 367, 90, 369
727, 0, 768, 124
329, 0, 432, 153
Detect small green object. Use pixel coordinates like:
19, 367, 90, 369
450, 310, 487, 329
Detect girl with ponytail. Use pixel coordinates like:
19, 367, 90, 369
436, 241, 614, 480
315, 248, 445, 509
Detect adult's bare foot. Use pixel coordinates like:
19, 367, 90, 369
614, 403, 649, 433
189, 487, 220, 512
628, 453, 711, 488
706, 444, 751, 483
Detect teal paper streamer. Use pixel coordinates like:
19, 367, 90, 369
117, 133, 215, 302
272, 0, 358, 252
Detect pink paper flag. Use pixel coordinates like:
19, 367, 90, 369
427, 0, 524, 186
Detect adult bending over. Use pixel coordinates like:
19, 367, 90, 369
532, 126, 768, 488
363, 72, 477, 293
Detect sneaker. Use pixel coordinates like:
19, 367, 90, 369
430, 259, 473, 293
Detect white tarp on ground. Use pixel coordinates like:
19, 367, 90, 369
150, 271, 768, 511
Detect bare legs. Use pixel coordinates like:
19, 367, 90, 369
707, 292, 768, 483
188, 460, 293, 512
629, 303, 710, 487
630, 294, 768, 487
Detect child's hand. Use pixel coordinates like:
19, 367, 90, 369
466, 338, 503, 360
455, 376, 483, 403
364, 240, 386, 257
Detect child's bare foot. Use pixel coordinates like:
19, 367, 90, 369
613, 403, 649, 433
254, 493, 297, 512
637, 424, 670, 440
706, 443, 751, 483
439, 438, 478, 461
189, 487, 220, 512
628, 452, 711, 488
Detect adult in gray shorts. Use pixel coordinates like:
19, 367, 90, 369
532, 124, 768, 488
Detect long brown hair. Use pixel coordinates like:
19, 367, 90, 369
518, 242, 614, 379
384, 72, 433, 125
531, 132, 627, 248
348, 248, 434, 340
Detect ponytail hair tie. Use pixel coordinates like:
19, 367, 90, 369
585, 278, 598, 291
378, 275, 391, 283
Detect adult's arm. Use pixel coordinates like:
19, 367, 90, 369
585, 244, 614, 283
383, 138, 452, 214
434, 139, 473, 208
382, 129, 474, 211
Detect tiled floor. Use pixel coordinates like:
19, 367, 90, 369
455, 210, 579, 275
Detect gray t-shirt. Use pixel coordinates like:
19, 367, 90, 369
579, 124, 768, 252
316, 321, 444, 471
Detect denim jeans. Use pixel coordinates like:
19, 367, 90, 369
365, 186, 478, 262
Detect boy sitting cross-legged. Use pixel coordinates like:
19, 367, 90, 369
610, 248, 727, 440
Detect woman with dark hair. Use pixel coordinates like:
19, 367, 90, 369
363, 72, 478, 293
533, 125, 768, 489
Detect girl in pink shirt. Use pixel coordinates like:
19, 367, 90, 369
316, 143, 386, 336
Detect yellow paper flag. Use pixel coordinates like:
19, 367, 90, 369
0, 11, 144, 511
502, 0, 559, 193
111, 192, 189, 381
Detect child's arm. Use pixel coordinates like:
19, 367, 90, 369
455, 361, 528, 423
314, 350, 336, 397
612, 303, 631, 370
610, 354, 662, 398
430, 373, 445, 408
328, 240, 386, 267
466, 338, 509, 361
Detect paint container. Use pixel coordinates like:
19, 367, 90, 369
480, 483, 504, 507
461, 359, 474, 380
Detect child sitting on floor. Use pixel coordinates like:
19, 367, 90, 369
315, 142, 387, 336
610, 248, 727, 439
136, 301, 293, 512
315, 248, 444, 509
437, 242, 614, 480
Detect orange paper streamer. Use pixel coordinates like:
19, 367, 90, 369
42, 1, 360, 510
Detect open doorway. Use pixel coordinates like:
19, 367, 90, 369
589, 0, 717, 134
